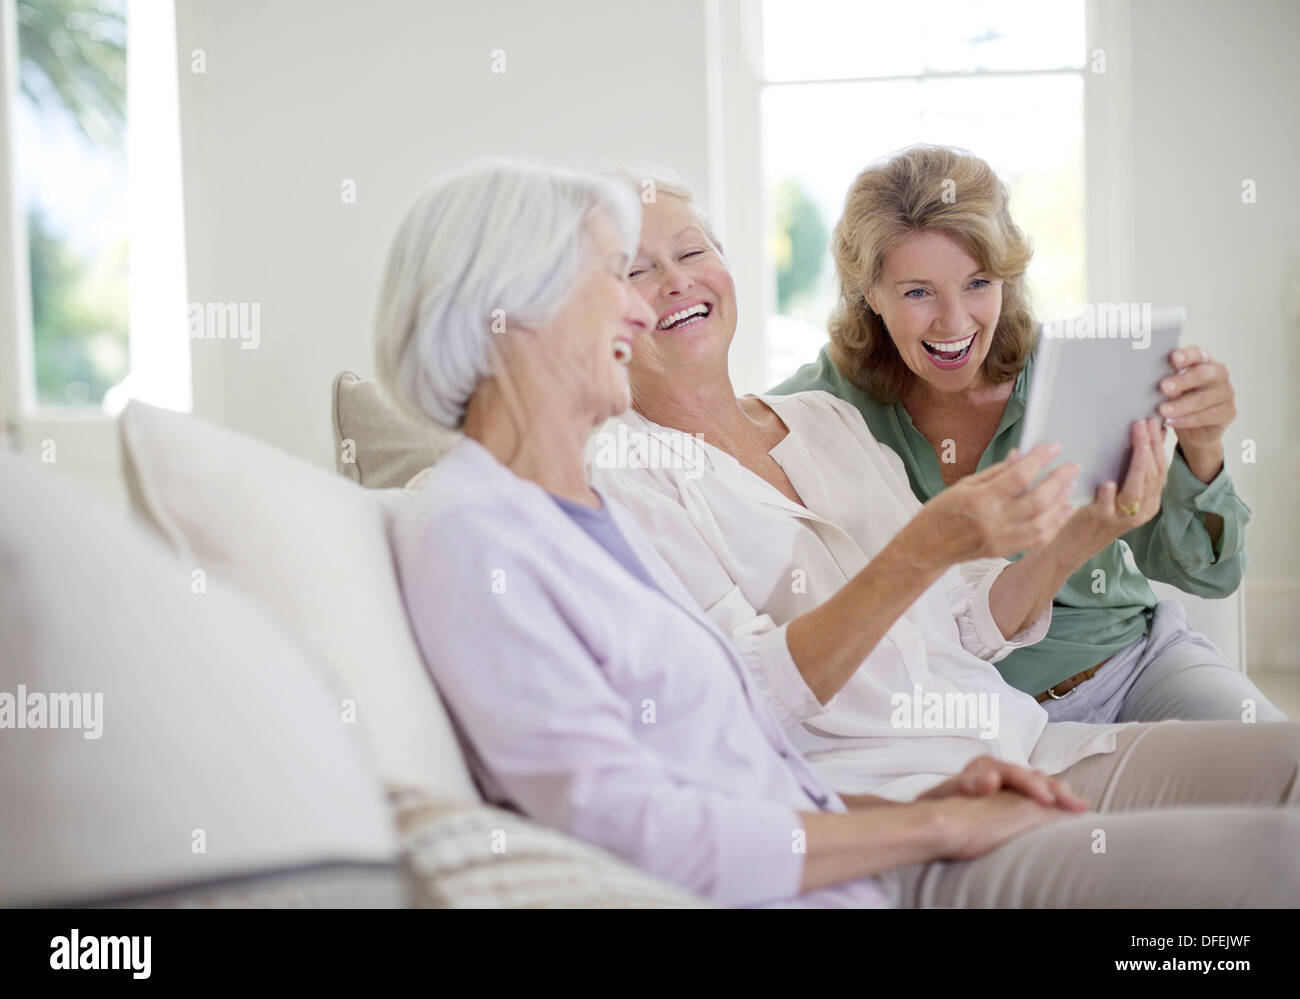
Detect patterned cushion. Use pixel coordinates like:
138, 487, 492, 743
390, 788, 712, 909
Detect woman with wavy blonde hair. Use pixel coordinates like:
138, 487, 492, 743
824, 146, 1036, 402
775, 144, 1281, 725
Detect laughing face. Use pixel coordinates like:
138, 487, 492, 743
538, 210, 656, 425
625, 194, 737, 385
866, 229, 1004, 395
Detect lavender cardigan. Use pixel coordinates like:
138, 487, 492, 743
392, 437, 894, 908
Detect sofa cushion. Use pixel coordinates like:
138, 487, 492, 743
332, 371, 457, 488
119, 399, 477, 801
389, 787, 710, 908
0, 452, 402, 907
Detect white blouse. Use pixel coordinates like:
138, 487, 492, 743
588, 390, 1121, 799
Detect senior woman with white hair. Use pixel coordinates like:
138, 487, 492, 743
378, 158, 1300, 908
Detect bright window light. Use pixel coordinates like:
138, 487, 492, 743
761, 0, 1086, 385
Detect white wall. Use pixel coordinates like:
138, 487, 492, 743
172, 0, 1298, 668
1126, 0, 1300, 669
174, 0, 711, 470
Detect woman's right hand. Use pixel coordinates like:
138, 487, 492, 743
800, 776, 1079, 892
901, 443, 1079, 572
926, 789, 1069, 860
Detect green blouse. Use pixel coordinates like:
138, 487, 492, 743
771, 344, 1252, 695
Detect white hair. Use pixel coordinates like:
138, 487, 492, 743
374, 158, 642, 429
606, 163, 724, 257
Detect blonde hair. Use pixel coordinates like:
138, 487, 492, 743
828, 145, 1036, 404
606, 164, 724, 257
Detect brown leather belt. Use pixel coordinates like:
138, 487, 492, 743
1035, 656, 1113, 703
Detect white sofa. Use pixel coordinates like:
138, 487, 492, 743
0, 401, 705, 908
2, 379, 1247, 908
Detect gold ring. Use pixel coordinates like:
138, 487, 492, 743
1118, 500, 1139, 517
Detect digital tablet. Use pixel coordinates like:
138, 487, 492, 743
1020, 306, 1185, 506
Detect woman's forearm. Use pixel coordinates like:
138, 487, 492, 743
839, 792, 903, 809
986, 545, 1078, 639
786, 535, 946, 704
1178, 442, 1226, 549
798, 804, 946, 893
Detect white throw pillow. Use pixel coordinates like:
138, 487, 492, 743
118, 400, 477, 801
0, 453, 401, 906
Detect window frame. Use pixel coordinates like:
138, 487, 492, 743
1, 0, 189, 509
705, 0, 1135, 393
0, 0, 35, 439
0, 0, 188, 509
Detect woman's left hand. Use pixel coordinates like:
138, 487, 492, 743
1159, 345, 1235, 481
1047, 417, 1170, 561
916, 756, 1089, 812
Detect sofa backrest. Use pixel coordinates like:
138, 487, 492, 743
119, 399, 479, 802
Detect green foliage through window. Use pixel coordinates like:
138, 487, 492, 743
771, 177, 826, 314
16, 0, 128, 407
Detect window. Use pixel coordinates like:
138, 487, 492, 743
760, 0, 1087, 385
6, 0, 187, 417
15, 0, 128, 409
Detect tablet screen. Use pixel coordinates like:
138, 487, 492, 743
1020, 306, 1184, 506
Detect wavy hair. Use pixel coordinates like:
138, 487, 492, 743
827, 145, 1037, 403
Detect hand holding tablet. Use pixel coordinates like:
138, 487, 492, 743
1053, 416, 1170, 555
1156, 343, 1236, 484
